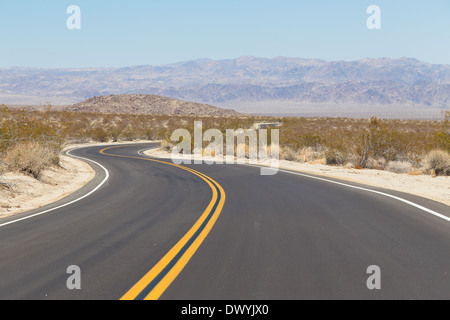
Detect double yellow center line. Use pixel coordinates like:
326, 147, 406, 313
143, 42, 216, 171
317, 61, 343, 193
99, 146, 226, 300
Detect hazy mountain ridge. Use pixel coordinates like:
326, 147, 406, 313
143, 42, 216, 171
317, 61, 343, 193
1, 56, 449, 108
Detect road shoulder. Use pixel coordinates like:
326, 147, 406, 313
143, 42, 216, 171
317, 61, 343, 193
0, 155, 95, 218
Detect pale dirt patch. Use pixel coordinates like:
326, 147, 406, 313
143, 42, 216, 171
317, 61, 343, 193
145, 148, 450, 207
0, 155, 95, 217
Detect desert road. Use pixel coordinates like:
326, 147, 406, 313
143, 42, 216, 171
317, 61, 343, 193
0, 143, 449, 300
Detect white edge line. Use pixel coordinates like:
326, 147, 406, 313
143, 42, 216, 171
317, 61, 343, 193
137, 147, 159, 157
0, 147, 110, 228
137, 148, 147, 157
245, 164, 450, 223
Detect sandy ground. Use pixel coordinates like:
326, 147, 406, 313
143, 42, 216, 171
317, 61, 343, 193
0, 155, 95, 217
145, 148, 450, 207
0, 140, 155, 218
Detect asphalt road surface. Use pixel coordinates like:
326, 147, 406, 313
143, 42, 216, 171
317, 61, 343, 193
0, 143, 448, 300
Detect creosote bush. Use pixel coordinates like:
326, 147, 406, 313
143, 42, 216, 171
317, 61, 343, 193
423, 150, 450, 176
433, 111, 450, 153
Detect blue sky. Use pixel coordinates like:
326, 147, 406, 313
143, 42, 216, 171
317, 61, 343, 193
0, 0, 449, 68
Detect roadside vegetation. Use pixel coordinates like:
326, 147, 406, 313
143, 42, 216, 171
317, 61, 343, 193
1, 105, 449, 184
277, 111, 449, 176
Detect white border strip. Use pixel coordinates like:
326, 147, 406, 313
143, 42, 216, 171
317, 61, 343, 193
0, 148, 110, 228
246, 165, 450, 223
137, 148, 149, 157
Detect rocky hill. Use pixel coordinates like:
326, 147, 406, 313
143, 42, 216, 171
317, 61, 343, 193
67, 94, 240, 116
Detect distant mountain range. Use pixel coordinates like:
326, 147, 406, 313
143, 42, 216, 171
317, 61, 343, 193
1, 56, 449, 115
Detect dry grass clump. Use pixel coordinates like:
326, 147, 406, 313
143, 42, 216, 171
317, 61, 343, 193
297, 147, 325, 163
423, 150, 450, 176
324, 148, 349, 166
280, 147, 302, 162
2, 141, 60, 179
363, 157, 387, 170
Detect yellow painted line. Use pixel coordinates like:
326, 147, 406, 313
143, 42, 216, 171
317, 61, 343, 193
98, 146, 226, 300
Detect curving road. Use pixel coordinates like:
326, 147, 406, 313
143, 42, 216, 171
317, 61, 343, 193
0, 143, 449, 300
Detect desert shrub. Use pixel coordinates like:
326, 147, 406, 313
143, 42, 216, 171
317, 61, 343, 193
423, 150, 450, 176
298, 147, 325, 162
353, 117, 424, 168
89, 128, 109, 142
110, 128, 122, 142
2, 141, 60, 179
433, 110, 450, 153
323, 135, 353, 166
356, 117, 395, 168
143, 129, 155, 140
385, 160, 413, 174
325, 148, 349, 165
360, 157, 386, 170
280, 147, 299, 162
300, 133, 324, 148
121, 130, 138, 141
434, 131, 450, 153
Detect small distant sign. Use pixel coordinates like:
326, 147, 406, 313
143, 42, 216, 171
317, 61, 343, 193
253, 122, 283, 130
